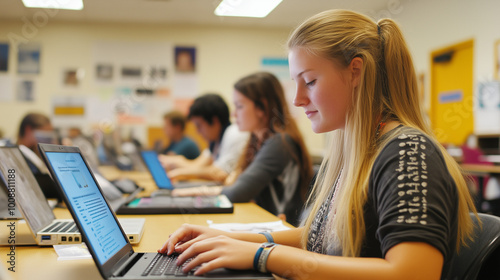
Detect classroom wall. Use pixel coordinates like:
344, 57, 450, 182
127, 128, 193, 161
2, 0, 500, 156
0, 20, 325, 155
393, 0, 500, 135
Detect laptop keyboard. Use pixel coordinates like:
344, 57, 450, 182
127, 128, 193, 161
142, 254, 198, 277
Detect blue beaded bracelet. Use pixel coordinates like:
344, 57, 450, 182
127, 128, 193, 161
254, 242, 275, 271
258, 231, 274, 243
253, 246, 265, 271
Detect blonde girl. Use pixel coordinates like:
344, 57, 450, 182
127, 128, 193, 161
159, 9, 476, 280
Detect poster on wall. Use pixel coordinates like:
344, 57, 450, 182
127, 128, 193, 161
96, 63, 113, 81
17, 43, 41, 74
438, 90, 463, 104
476, 81, 500, 133
92, 41, 174, 144
52, 96, 86, 116
173, 46, 198, 98
148, 66, 167, 81
62, 68, 85, 87
16, 78, 35, 101
121, 66, 142, 80
142, 65, 168, 94
51, 96, 87, 129
175, 46, 196, 73
0, 43, 8, 72
0, 75, 13, 101
173, 73, 199, 98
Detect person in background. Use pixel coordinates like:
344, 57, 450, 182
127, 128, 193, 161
159, 94, 249, 183
161, 110, 200, 160
171, 72, 313, 226
17, 112, 56, 156
16, 112, 62, 201
159, 9, 477, 279
65, 127, 101, 170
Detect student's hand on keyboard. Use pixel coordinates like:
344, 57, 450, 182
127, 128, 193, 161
158, 154, 188, 170
166, 168, 189, 181
158, 224, 229, 256
171, 186, 222, 197
158, 224, 259, 275
177, 235, 260, 276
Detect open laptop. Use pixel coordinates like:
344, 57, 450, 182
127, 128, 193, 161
139, 150, 218, 192
39, 143, 272, 279
0, 146, 145, 245
109, 150, 233, 215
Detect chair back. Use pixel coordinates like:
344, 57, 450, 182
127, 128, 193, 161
446, 213, 500, 279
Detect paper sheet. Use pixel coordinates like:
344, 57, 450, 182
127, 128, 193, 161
207, 220, 290, 233
53, 243, 92, 261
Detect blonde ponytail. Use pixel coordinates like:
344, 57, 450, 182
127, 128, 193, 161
378, 18, 476, 250
289, 9, 476, 256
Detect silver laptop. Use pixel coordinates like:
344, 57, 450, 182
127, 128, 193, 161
0, 146, 145, 245
39, 143, 273, 279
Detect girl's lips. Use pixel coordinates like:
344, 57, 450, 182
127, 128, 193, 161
305, 110, 318, 118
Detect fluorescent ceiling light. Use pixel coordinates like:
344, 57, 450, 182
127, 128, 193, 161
215, 0, 283, 18
22, 0, 84, 10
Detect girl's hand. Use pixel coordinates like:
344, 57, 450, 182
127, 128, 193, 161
158, 154, 186, 170
176, 235, 260, 275
158, 224, 230, 255
164, 167, 187, 181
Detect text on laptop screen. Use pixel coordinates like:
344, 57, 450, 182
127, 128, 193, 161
45, 151, 127, 265
140, 151, 173, 189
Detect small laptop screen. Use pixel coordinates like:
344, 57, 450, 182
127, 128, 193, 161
45, 151, 127, 265
140, 150, 173, 190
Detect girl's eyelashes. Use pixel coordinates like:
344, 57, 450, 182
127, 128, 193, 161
306, 79, 316, 87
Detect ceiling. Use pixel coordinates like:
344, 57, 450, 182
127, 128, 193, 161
0, 0, 392, 29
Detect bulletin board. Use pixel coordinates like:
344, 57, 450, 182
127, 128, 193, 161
50, 41, 201, 146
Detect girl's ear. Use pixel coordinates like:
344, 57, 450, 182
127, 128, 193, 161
349, 57, 363, 88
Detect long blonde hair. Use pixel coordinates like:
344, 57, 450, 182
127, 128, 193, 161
288, 10, 476, 257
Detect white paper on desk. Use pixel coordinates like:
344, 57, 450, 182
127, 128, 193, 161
207, 220, 290, 233
53, 243, 92, 261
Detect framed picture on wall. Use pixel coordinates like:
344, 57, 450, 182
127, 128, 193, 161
17, 43, 41, 74
62, 68, 84, 87
16, 78, 35, 101
174, 46, 196, 73
0, 43, 8, 72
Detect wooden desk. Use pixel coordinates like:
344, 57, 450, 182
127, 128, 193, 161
99, 165, 154, 182
461, 164, 500, 175
0, 203, 285, 280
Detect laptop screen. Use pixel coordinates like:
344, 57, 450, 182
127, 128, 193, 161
0, 147, 54, 234
140, 150, 173, 190
45, 151, 127, 265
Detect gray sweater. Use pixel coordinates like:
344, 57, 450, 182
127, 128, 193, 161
221, 133, 304, 225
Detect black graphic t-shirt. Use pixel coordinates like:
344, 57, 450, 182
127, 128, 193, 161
307, 126, 458, 278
